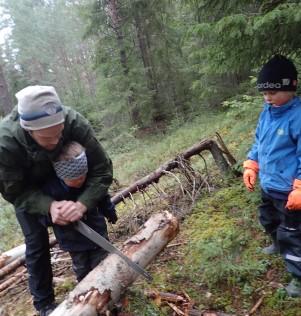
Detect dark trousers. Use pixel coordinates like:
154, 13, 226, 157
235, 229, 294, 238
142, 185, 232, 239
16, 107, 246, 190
259, 190, 301, 279
15, 208, 54, 311
69, 248, 108, 282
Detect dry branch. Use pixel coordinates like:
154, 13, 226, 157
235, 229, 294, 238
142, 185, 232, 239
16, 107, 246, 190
50, 211, 179, 316
112, 138, 232, 204
248, 295, 264, 315
146, 290, 185, 304
215, 132, 237, 166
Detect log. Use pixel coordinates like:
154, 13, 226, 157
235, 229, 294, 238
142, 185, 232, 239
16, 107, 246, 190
0, 255, 25, 279
50, 211, 179, 316
0, 237, 57, 278
0, 267, 27, 293
0, 244, 25, 268
112, 139, 232, 204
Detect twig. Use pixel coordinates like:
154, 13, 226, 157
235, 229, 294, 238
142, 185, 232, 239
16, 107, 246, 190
128, 192, 138, 209
166, 242, 187, 248
167, 302, 185, 316
163, 170, 191, 200
247, 295, 264, 315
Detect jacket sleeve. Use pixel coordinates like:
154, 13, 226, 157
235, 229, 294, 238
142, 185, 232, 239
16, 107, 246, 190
66, 109, 113, 210
0, 147, 53, 215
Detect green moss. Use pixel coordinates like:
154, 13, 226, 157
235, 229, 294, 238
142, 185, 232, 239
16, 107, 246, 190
125, 288, 168, 316
54, 277, 77, 298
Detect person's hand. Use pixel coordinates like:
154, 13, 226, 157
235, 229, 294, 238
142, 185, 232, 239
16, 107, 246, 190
59, 200, 87, 222
286, 179, 301, 210
49, 200, 70, 225
243, 160, 259, 192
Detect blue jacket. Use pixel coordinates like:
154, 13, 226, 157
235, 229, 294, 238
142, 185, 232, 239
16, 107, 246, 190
248, 96, 301, 194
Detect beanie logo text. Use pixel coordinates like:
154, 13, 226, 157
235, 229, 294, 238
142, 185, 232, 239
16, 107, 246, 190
282, 79, 290, 86
257, 82, 282, 89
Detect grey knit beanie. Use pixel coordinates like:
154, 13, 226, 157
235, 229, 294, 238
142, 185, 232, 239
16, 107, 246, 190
16, 85, 65, 130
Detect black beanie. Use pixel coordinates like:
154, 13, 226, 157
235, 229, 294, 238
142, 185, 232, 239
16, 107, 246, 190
257, 55, 298, 91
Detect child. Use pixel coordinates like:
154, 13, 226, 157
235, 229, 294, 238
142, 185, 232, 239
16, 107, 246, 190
43, 141, 117, 282
243, 55, 301, 297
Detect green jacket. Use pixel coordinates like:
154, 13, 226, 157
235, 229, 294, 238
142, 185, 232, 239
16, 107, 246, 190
0, 106, 113, 215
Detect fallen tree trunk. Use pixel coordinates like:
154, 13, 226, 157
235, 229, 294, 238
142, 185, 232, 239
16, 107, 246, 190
112, 139, 231, 205
51, 211, 179, 316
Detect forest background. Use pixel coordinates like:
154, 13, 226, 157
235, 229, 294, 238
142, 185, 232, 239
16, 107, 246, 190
1, 1, 301, 315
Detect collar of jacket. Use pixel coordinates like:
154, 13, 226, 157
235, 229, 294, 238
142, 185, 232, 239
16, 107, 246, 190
266, 96, 299, 117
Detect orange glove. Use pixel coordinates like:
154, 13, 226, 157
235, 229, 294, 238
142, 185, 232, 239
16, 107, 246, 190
286, 179, 301, 210
243, 160, 259, 192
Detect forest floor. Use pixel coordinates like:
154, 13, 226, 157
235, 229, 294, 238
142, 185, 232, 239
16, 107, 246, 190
1, 96, 301, 315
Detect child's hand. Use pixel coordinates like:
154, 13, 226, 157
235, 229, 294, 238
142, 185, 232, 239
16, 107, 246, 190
49, 200, 70, 225
243, 169, 257, 191
243, 160, 259, 192
56, 200, 87, 222
107, 209, 118, 224
286, 179, 301, 210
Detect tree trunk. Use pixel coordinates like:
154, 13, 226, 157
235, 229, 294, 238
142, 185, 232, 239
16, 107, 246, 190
105, 0, 139, 125
133, 5, 162, 121
51, 211, 179, 316
0, 64, 12, 115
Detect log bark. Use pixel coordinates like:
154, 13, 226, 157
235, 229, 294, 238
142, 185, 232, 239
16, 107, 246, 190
50, 211, 179, 316
112, 139, 232, 204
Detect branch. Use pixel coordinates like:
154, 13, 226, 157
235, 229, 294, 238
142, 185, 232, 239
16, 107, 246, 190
112, 138, 233, 204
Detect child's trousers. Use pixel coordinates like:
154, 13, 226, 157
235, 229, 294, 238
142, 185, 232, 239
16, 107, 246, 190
69, 248, 108, 282
259, 190, 301, 279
